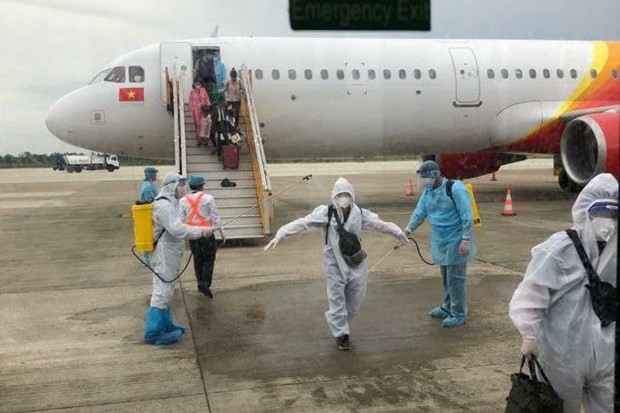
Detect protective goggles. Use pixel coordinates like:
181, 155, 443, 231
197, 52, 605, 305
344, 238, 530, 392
588, 201, 618, 219
416, 169, 440, 179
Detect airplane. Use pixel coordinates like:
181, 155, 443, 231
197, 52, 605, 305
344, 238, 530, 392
45, 37, 620, 191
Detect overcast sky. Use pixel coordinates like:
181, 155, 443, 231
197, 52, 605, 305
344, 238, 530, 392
0, 0, 618, 155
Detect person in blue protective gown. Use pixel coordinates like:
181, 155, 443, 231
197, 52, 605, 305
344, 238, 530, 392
404, 160, 476, 328
143, 173, 212, 345
510, 173, 617, 413
214, 52, 227, 94
138, 167, 159, 266
139, 167, 158, 203
264, 178, 409, 350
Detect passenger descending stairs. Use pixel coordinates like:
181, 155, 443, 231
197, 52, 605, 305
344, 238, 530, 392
167, 66, 272, 240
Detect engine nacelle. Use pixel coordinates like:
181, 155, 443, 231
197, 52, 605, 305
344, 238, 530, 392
435, 152, 525, 180
561, 113, 619, 185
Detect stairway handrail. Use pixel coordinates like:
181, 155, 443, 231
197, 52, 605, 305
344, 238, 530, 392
172, 76, 181, 174
240, 65, 271, 193
178, 79, 187, 177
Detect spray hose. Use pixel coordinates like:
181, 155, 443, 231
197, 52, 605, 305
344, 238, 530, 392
132, 174, 313, 283
131, 246, 194, 284
369, 236, 434, 273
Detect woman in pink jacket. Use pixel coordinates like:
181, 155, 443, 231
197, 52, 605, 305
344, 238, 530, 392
188, 82, 211, 145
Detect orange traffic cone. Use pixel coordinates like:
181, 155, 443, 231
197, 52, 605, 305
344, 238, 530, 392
501, 189, 517, 216
405, 179, 414, 196
491, 172, 497, 181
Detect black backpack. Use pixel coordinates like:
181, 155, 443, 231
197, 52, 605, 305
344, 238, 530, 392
566, 229, 616, 327
325, 205, 367, 267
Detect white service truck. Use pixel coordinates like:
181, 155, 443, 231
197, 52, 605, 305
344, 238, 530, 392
53, 153, 120, 173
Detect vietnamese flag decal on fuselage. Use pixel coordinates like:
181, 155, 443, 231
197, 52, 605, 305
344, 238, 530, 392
119, 87, 144, 102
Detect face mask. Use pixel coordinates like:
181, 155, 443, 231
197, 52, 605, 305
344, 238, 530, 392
335, 194, 352, 209
590, 216, 617, 242
419, 177, 435, 190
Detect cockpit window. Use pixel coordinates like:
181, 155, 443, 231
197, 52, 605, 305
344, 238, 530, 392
90, 68, 112, 84
104, 66, 126, 83
129, 66, 144, 83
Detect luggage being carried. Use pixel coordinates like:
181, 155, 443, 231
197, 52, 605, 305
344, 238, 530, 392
221, 144, 239, 169
505, 355, 563, 412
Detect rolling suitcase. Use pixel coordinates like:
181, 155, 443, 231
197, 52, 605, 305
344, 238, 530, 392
221, 144, 239, 169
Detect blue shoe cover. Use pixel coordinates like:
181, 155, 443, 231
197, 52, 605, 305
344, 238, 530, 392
428, 306, 450, 319
441, 316, 467, 328
144, 306, 185, 345
162, 308, 186, 334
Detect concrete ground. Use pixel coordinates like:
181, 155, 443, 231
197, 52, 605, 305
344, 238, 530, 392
0, 161, 577, 413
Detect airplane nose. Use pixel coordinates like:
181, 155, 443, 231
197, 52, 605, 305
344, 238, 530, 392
45, 93, 79, 146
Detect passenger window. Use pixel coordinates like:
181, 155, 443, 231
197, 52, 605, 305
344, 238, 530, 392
337, 69, 345, 80
398, 69, 406, 79
557, 69, 564, 79
529, 69, 537, 79
487, 69, 495, 79
304, 69, 312, 80
413, 69, 421, 79
352, 69, 360, 80
429, 69, 437, 80
255, 69, 263, 80
104, 66, 125, 83
590, 69, 598, 78
129, 66, 144, 83
272, 69, 280, 80
501, 69, 509, 79
383, 69, 391, 80
612, 69, 619, 79
288, 69, 296, 80
368, 69, 376, 80
515, 69, 523, 79
320, 69, 328, 80
570, 69, 578, 79
543, 69, 550, 79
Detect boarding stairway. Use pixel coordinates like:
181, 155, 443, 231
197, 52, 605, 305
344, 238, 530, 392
167, 66, 272, 240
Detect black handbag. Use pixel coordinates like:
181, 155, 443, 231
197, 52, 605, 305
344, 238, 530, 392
505, 356, 563, 412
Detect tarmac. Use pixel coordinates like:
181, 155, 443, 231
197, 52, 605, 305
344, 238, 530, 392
0, 160, 579, 413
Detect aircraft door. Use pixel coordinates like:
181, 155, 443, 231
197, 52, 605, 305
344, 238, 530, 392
160, 42, 193, 103
449, 48, 481, 106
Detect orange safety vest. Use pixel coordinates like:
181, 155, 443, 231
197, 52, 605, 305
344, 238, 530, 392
184, 192, 213, 228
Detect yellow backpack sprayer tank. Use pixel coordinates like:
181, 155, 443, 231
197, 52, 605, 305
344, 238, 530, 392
132, 203, 154, 252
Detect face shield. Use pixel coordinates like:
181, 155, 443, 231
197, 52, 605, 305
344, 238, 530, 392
417, 169, 439, 191
587, 201, 618, 242
174, 177, 189, 200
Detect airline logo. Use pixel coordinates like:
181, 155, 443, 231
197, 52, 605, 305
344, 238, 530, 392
119, 88, 144, 102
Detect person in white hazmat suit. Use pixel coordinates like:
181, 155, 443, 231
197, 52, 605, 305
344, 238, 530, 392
144, 173, 212, 345
509, 173, 618, 413
264, 178, 409, 350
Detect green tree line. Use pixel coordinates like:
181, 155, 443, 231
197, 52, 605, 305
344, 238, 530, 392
0, 152, 172, 169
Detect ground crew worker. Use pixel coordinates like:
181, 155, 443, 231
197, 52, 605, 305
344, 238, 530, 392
138, 167, 158, 266
510, 173, 617, 413
264, 177, 409, 350
179, 175, 226, 298
139, 167, 158, 203
144, 173, 210, 345
404, 160, 476, 328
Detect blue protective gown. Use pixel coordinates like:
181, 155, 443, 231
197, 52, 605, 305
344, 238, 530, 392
139, 180, 159, 204
406, 178, 476, 265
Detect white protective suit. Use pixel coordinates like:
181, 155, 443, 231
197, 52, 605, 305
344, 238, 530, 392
150, 174, 205, 309
271, 178, 408, 337
509, 173, 618, 413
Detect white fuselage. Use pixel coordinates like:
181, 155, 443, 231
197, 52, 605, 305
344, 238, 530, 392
45, 37, 605, 160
